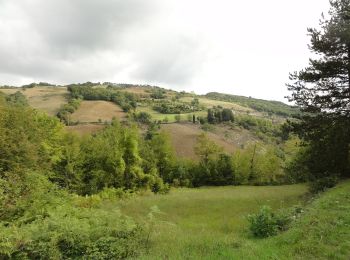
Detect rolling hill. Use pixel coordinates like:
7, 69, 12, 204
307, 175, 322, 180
0, 83, 293, 157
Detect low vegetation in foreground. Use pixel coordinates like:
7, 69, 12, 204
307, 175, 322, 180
114, 180, 350, 259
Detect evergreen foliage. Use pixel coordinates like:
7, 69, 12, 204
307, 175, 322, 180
287, 0, 350, 188
207, 106, 234, 124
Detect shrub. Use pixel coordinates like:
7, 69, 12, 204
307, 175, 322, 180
309, 175, 338, 193
151, 178, 170, 194
0, 172, 145, 259
134, 112, 152, 124
247, 206, 292, 238
247, 206, 278, 238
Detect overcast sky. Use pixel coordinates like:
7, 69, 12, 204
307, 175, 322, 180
0, 0, 330, 101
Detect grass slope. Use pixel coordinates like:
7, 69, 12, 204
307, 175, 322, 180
0, 86, 68, 116
70, 100, 126, 123
161, 123, 257, 159
109, 181, 350, 259
232, 180, 350, 259
109, 184, 307, 259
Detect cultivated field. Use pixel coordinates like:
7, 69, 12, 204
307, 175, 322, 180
70, 100, 126, 123
0, 86, 68, 116
111, 184, 308, 259
161, 123, 256, 159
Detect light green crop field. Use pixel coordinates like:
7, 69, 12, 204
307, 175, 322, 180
106, 184, 308, 259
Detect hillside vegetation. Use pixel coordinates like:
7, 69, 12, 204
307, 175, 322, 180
0, 83, 293, 159
114, 184, 308, 259
206, 92, 299, 117
0, 86, 68, 116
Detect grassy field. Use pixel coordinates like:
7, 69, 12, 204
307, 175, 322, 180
100, 181, 350, 259
228, 180, 350, 259
161, 123, 257, 159
70, 100, 126, 123
0, 86, 68, 116
107, 184, 308, 259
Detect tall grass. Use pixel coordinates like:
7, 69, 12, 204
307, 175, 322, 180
104, 184, 307, 259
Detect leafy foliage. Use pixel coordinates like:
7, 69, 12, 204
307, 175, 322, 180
56, 98, 81, 125
287, 0, 350, 189
152, 100, 202, 114
207, 107, 234, 124
5, 91, 28, 106
247, 206, 292, 238
68, 85, 138, 112
0, 172, 144, 259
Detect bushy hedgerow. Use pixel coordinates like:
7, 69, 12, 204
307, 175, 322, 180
56, 98, 81, 125
68, 85, 138, 112
152, 100, 202, 114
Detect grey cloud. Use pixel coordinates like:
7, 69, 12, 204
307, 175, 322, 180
130, 34, 208, 85
0, 0, 208, 87
20, 0, 159, 56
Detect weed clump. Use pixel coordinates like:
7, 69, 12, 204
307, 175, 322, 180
247, 206, 293, 238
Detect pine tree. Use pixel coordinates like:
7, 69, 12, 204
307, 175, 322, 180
287, 0, 350, 182
288, 0, 350, 116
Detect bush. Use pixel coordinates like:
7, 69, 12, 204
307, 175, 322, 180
151, 178, 170, 194
134, 112, 152, 124
247, 206, 278, 238
309, 175, 338, 193
247, 206, 292, 238
0, 172, 145, 259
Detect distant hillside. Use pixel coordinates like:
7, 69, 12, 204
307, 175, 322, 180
205, 92, 299, 117
0, 83, 297, 160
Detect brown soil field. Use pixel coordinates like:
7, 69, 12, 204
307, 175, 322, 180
0, 87, 69, 116
161, 123, 258, 160
65, 124, 106, 136
70, 100, 126, 123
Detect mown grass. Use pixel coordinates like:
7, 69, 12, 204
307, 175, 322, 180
105, 184, 308, 259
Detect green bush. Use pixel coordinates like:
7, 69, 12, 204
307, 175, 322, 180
247, 206, 292, 238
248, 206, 278, 238
309, 175, 338, 193
0, 172, 145, 259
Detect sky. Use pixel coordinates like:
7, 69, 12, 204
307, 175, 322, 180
0, 0, 331, 102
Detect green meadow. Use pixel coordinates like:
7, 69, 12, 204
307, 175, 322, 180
107, 184, 308, 259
